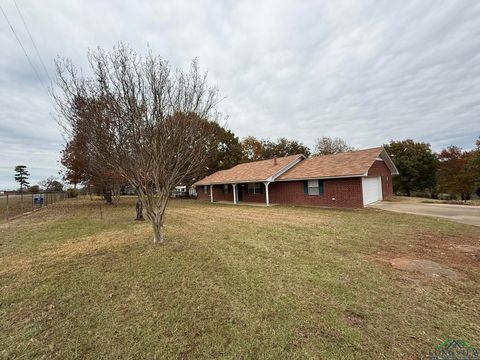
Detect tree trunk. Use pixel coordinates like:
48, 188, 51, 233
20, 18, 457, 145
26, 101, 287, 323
135, 199, 144, 221
138, 190, 169, 244
152, 212, 165, 244
406, 188, 411, 197
113, 183, 121, 205
104, 186, 113, 205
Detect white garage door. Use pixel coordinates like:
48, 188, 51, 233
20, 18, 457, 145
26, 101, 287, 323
362, 176, 382, 206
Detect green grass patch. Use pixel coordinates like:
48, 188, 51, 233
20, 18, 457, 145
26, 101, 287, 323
1, 198, 479, 359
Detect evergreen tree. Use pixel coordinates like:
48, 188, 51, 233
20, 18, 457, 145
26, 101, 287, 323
14, 165, 30, 193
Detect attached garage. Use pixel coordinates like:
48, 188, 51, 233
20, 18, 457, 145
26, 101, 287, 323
362, 176, 382, 206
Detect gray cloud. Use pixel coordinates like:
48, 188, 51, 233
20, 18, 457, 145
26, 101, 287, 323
1, 0, 480, 189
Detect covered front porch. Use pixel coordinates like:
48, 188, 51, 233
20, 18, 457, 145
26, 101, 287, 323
200, 182, 273, 206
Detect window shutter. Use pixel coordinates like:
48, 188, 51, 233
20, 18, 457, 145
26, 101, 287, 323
303, 181, 308, 194
318, 180, 324, 195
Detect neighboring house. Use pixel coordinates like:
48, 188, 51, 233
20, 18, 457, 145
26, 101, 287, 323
194, 147, 399, 208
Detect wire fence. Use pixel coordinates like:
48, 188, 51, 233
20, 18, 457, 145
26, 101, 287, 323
0, 192, 67, 222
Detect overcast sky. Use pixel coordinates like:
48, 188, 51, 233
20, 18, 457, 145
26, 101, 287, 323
1, 1, 480, 189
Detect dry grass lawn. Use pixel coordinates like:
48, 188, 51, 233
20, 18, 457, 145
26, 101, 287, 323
1, 198, 479, 359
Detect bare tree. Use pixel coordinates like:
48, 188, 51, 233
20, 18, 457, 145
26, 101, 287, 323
312, 136, 354, 156
54, 44, 221, 244
40, 176, 64, 192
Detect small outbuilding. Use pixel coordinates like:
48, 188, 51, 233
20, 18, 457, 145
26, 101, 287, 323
194, 147, 398, 208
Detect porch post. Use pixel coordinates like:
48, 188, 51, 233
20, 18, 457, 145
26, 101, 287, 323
264, 181, 270, 206
210, 185, 213, 203
232, 184, 237, 204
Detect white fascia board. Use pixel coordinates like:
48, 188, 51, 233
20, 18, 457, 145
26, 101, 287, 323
267, 155, 305, 182
379, 148, 399, 175
277, 173, 366, 182
200, 179, 268, 185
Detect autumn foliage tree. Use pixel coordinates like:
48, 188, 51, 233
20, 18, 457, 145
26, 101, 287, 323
241, 136, 264, 162
313, 136, 354, 156
437, 146, 479, 200
60, 98, 128, 203
60, 135, 90, 189
54, 44, 220, 244
475, 136, 480, 196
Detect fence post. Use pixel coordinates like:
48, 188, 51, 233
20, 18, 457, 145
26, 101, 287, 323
6, 194, 9, 221
31, 194, 34, 212
21, 193, 24, 215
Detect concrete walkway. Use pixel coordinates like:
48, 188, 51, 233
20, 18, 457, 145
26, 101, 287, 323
214, 201, 276, 207
370, 200, 480, 227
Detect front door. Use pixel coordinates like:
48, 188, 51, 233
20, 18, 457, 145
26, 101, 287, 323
237, 184, 243, 201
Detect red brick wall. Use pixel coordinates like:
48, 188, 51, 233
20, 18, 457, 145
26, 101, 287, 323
233, 183, 265, 203
213, 184, 234, 202
269, 178, 363, 208
196, 184, 234, 202
367, 160, 393, 199
196, 185, 210, 201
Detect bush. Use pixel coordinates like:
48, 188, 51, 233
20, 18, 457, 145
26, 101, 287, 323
438, 193, 457, 200
27, 185, 40, 193
67, 188, 79, 198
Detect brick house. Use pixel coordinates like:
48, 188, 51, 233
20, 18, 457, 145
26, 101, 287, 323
194, 147, 398, 208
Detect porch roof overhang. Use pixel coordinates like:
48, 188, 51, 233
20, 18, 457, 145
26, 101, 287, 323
194, 154, 304, 186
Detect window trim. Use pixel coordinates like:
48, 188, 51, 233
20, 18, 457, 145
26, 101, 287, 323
247, 182, 262, 195
304, 180, 324, 196
203, 185, 209, 194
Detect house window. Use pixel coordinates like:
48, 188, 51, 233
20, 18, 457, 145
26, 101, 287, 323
247, 183, 262, 194
203, 185, 209, 194
304, 180, 324, 195
223, 184, 229, 194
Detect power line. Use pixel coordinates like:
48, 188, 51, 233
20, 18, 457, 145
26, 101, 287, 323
0, 4, 48, 93
12, 0, 53, 84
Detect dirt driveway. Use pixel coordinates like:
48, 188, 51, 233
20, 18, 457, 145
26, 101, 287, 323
370, 199, 480, 227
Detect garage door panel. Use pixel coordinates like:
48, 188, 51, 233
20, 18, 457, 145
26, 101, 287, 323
362, 177, 382, 206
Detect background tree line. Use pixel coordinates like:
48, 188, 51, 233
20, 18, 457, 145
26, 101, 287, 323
62, 122, 480, 202
61, 130, 358, 193
384, 137, 480, 200
12, 165, 65, 194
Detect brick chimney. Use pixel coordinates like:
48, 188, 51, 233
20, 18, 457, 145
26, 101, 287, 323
273, 155, 277, 165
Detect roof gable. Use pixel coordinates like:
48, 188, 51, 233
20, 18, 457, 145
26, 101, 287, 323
194, 154, 304, 185
277, 147, 397, 181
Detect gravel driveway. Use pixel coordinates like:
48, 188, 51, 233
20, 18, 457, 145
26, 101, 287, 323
370, 200, 480, 227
